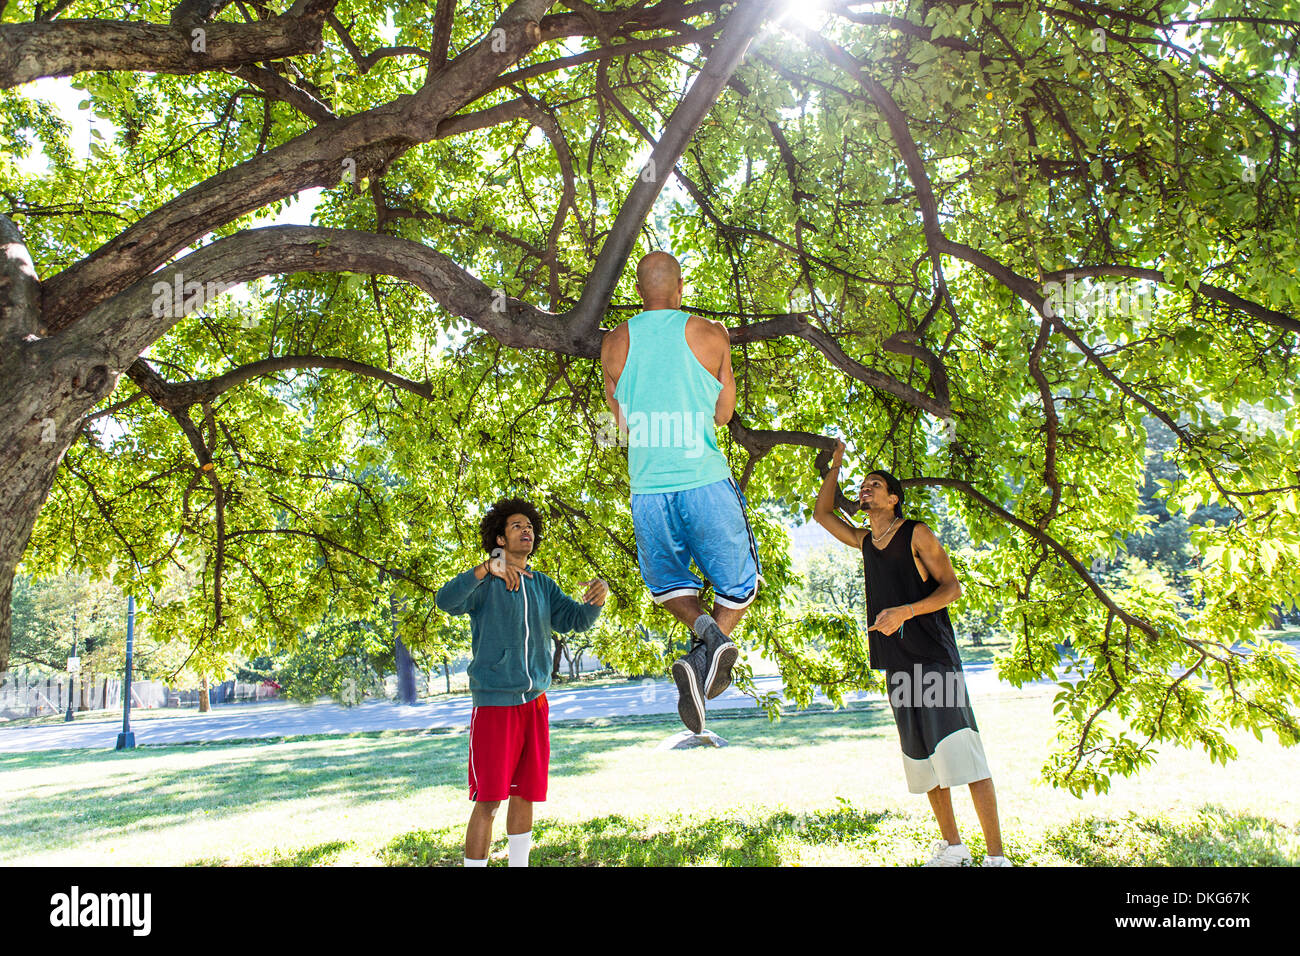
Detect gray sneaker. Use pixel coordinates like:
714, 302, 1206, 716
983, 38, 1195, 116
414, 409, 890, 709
671, 640, 708, 734
699, 620, 739, 700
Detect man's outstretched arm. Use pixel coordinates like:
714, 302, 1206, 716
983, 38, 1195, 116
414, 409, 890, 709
813, 441, 866, 549
713, 322, 736, 425
547, 575, 608, 633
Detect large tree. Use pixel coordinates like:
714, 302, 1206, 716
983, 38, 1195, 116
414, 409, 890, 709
2, 0, 1298, 793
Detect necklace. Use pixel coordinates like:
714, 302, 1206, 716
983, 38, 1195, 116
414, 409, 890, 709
870, 516, 902, 546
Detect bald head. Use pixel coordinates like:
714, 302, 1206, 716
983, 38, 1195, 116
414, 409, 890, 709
636, 251, 683, 308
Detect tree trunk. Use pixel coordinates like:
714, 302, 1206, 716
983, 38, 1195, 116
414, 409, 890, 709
442, 654, 450, 694
394, 635, 416, 705
1, 216, 123, 674
198, 674, 210, 712
552, 638, 565, 681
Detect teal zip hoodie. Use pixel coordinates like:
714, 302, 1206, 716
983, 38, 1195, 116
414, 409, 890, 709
436, 565, 602, 707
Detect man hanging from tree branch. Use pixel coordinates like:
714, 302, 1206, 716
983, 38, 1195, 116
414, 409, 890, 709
601, 251, 761, 735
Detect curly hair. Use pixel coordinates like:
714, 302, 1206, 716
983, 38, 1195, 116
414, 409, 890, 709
479, 497, 544, 555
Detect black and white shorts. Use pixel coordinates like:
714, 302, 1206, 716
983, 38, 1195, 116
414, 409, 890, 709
885, 660, 991, 794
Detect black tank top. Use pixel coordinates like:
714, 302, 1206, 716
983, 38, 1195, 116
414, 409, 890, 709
860, 519, 962, 670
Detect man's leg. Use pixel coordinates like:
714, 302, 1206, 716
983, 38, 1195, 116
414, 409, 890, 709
710, 602, 747, 636
968, 777, 1003, 857
685, 479, 760, 697
465, 702, 517, 865
926, 785, 961, 846
465, 800, 500, 864
629, 494, 712, 732
506, 797, 534, 867
505, 694, 547, 868
661, 594, 706, 629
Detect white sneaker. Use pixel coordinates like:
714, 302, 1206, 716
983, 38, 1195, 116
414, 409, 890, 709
982, 855, 1013, 867
923, 840, 972, 866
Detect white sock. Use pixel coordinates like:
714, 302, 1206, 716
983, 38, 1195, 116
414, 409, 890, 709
507, 831, 532, 867
463, 856, 488, 867
692, 613, 715, 638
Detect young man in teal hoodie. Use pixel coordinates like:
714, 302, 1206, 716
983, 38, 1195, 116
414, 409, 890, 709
436, 497, 607, 867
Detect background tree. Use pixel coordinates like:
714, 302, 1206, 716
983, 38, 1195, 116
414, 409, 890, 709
1, 0, 1298, 792
8, 570, 190, 703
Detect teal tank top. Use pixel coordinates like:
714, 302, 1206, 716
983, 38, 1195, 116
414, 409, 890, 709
613, 309, 733, 494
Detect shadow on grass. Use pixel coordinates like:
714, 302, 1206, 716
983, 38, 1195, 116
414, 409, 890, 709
0, 725, 653, 850
2, 705, 897, 858
1044, 805, 1300, 866
708, 702, 894, 749
380, 805, 894, 867
186, 838, 354, 867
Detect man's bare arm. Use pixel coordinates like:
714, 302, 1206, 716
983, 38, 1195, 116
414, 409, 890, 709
909, 523, 963, 613
600, 325, 628, 430
812, 440, 867, 549
713, 322, 736, 425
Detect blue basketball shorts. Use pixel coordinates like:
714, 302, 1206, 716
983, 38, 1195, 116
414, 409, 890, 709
629, 477, 762, 609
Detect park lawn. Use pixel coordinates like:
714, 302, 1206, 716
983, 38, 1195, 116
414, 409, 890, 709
1, 685, 1297, 867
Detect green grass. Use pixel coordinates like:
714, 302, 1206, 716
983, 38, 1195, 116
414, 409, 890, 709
1043, 807, 1300, 866
3, 687, 1298, 866
956, 635, 1014, 665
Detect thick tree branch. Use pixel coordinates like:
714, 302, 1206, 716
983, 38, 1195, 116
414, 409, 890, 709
74, 225, 582, 372
569, 0, 778, 342
428, 0, 456, 76
39, 0, 557, 334
731, 314, 951, 417
0, 0, 339, 88
127, 353, 434, 410
1041, 265, 1300, 334
0, 213, 39, 342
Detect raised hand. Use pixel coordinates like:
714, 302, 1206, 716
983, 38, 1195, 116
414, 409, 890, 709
831, 439, 846, 469
579, 578, 608, 605
487, 549, 532, 591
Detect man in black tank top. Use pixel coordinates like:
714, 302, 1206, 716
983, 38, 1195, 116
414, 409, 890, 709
813, 441, 1012, 866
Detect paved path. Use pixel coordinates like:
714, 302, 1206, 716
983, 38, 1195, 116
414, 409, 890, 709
4, 641, 1293, 754
0, 662, 1016, 753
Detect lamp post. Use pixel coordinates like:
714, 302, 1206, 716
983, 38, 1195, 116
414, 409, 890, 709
63, 609, 78, 722
115, 595, 135, 751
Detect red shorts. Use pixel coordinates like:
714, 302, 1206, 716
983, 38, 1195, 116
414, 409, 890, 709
468, 693, 549, 802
